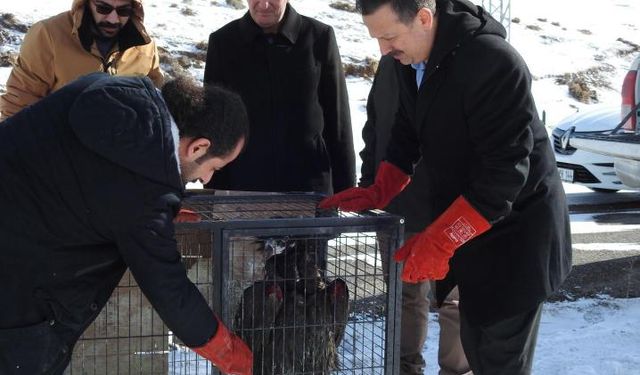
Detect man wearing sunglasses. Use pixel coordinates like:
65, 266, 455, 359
0, 0, 163, 120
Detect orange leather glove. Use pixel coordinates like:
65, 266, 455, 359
174, 208, 201, 223
394, 196, 491, 283
191, 315, 253, 375
319, 161, 410, 211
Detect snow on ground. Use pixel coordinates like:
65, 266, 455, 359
165, 298, 640, 375
166, 297, 640, 374
1, 0, 639, 374
423, 297, 640, 375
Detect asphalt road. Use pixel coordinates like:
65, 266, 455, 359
567, 190, 640, 265
556, 189, 640, 299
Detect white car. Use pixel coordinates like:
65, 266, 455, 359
568, 54, 640, 189
551, 105, 632, 192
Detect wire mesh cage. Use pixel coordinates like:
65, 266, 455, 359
66, 191, 403, 375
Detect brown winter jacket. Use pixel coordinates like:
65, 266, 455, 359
0, 0, 163, 119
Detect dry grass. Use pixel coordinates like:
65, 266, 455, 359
158, 45, 207, 79
329, 1, 357, 13
0, 51, 18, 67
180, 49, 207, 63
555, 65, 614, 104
343, 57, 379, 78
181, 7, 197, 16
195, 40, 208, 51
157, 47, 173, 65
0, 14, 27, 47
0, 29, 21, 46
567, 78, 597, 103
158, 47, 185, 78
0, 13, 28, 32
226, 0, 246, 10
616, 38, 640, 57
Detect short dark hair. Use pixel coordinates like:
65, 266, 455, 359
161, 75, 249, 158
356, 0, 436, 24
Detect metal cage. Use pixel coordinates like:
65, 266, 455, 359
480, 0, 511, 39
66, 191, 403, 375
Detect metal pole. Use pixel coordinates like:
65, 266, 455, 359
480, 0, 511, 40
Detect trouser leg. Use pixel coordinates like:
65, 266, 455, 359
459, 302, 544, 375
436, 285, 472, 375
379, 231, 430, 375
399, 280, 431, 375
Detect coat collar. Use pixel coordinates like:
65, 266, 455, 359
398, 0, 506, 92
396, 0, 507, 132
238, 3, 301, 45
422, 0, 505, 77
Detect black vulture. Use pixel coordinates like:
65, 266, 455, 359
234, 238, 350, 375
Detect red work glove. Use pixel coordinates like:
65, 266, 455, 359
174, 208, 201, 223
191, 315, 253, 375
394, 196, 491, 283
319, 161, 410, 211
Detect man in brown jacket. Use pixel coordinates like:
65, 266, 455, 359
0, 0, 163, 120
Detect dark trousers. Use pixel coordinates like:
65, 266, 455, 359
379, 232, 470, 375
459, 302, 544, 375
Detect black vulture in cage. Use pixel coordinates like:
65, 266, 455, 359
234, 280, 284, 366
234, 238, 350, 375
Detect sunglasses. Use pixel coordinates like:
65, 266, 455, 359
93, 2, 134, 17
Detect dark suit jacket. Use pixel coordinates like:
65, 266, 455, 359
204, 5, 355, 194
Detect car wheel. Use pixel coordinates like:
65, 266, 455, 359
589, 188, 619, 193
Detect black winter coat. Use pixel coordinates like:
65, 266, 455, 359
0, 74, 216, 374
360, 55, 434, 233
386, 0, 572, 325
203, 5, 355, 194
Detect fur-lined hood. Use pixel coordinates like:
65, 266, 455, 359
69, 0, 151, 44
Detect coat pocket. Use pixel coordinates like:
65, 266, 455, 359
0, 320, 68, 374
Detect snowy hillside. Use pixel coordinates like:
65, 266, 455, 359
2, 0, 639, 129
0, 1, 639, 374
1, 0, 638, 176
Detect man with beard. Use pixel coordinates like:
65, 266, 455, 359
0, 0, 163, 120
0, 73, 252, 375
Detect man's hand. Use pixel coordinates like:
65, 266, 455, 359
394, 196, 491, 283
319, 161, 410, 211
394, 232, 454, 282
174, 209, 201, 223
192, 315, 253, 375
318, 186, 379, 211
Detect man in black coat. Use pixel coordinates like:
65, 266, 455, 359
203, 0, 356, 194
361, 55, 470, 375
0, 73, 252, 375
321, 0, 572, 373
